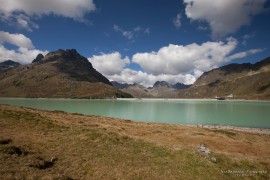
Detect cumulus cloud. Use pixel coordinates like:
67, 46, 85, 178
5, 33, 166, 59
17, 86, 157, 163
88, 52, 130, 76
0, 46, 48, 64
184, 0, 267, 38
173, 13, 181, 29
107, 69, 196, 87
0, 31, 48, 64
88, 38, 263, 86
132, 38, 238, 75
0, 31, 34, 49
0, 0, 96, 31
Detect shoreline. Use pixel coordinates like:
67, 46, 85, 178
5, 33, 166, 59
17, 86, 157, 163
0, 97, 270, 102
0, 104, 269, 135
117, 97, 270, 102
185, 124, 270, 135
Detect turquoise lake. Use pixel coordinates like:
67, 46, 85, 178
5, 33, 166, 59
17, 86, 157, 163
0, 98, 270, 128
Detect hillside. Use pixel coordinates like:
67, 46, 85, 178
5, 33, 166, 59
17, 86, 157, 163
1, 105, 269, 179
0, 49, 132, 98
178, 57, 270, 100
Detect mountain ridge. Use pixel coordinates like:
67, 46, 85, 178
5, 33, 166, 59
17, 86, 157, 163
0, 60, 21, 68
178, 56, 270, 100
112, 81, 187, 98
0, 49, 132, 98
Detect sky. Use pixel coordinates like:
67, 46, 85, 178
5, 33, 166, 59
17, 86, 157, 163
0, 0, 270, 87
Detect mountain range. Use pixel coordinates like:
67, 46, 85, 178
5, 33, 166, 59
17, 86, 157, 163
0, 49, 132, 98
0, 49, 269, 100
112, 81, 190, 98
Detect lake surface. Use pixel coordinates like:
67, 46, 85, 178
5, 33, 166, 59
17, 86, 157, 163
0, 98, 270, 128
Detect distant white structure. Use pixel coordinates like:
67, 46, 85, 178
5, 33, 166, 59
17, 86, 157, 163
226, 94, 234, 98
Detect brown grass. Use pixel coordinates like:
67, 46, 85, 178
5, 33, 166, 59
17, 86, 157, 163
0, 105, 269, 179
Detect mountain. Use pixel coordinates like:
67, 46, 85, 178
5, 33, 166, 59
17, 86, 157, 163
121, 83, 154, 98
32, 53, 44, 63
0, 60, 21, 68
114, 81, 179, 98
0, 49, 132, 98
111, 81, 130, 89
178, 57, 270, 100
172, 82, 191, 90
153, 81, 172, 88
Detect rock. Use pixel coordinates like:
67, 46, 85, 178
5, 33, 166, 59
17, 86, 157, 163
197, 144, 211, 157
50, 156, 58, 163
211, 156, 217, 163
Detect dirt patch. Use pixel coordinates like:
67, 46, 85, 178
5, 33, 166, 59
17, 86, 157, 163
0, 139, 12, 145
3, 146, 28, 156
29, 156, 58, 170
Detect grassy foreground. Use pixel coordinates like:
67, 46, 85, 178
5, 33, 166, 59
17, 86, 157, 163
0, 105, 269, 179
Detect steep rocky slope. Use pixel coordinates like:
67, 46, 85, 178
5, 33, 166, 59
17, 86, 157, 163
178, 57, 270, 100
0, 49, 132, 98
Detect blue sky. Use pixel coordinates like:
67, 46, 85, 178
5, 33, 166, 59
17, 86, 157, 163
0, 0, 270, 86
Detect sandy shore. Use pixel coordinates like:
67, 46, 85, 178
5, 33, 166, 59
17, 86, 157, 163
184, 124, 270, 135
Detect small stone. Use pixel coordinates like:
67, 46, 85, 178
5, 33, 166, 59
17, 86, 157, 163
197, 144, 211, 157
211, 156, 217, 163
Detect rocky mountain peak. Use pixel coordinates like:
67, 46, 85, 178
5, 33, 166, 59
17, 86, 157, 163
0, 60, 21, 68
172, 82, 191, 90
0, 49, 134, 98
42, 49, 85, 62
153, 81, 172, 88
32, 53, 44, 63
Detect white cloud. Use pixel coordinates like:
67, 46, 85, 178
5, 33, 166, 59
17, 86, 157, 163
107, 69, 196, 87
144, 28, 150, 34
89, 38, 263, 86
88, 52, 130, 76
0, 31, 34, 49
0, 31, 48, 64
173, 13, 181, 29
15, 14, 39, 31
228, 48, 264, 60
0, 0, 96, 30
113, 24, 150, 39
132, 37, 238, 75
0, 46, 48, 64
134, 26, 142, 32
184, 0, 267, 38
113, 25, 134, 39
